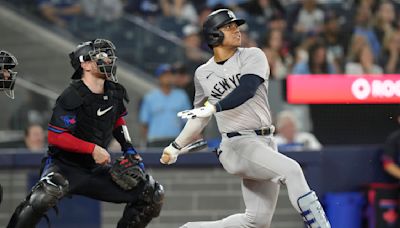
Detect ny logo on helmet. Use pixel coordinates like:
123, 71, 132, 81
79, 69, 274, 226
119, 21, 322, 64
227, 11, 236, 19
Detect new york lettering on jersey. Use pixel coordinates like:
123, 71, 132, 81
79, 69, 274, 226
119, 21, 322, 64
194, 48, 272, 133
210, 73, 240, 99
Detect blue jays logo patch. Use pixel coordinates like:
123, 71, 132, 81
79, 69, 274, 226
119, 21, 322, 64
60, 115, 76, 127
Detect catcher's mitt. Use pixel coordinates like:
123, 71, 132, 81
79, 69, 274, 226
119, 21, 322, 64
109, 155, 146, 190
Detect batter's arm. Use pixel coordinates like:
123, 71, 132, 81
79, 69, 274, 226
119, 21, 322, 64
160, 117, 210, 164
175, 117, 211, 148
177, 75, 264, 119
160, 68, 210, 164
214, 74, 264, 112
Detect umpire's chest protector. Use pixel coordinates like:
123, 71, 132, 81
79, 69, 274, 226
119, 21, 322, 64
68, 80, 126, 148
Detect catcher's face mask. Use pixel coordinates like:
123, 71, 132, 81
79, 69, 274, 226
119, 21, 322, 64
0, 51, 18, 99
79, 39, 118, 82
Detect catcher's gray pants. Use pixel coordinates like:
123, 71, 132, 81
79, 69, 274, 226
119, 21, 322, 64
181, 134, 311, 228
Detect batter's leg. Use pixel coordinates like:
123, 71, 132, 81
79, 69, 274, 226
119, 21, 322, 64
218, 136, 330, 228
181, 179, 280, 228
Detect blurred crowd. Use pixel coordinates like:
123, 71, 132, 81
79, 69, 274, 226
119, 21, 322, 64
34, 0, 400, 77
4, 0, 400, 150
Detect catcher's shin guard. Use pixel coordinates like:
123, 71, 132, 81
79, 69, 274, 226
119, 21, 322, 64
7, 172, 68, 228
297, 191, 331, 228
117, 175, 164, 228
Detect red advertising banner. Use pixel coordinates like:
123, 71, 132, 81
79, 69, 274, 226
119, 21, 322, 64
286, 74, 400, 104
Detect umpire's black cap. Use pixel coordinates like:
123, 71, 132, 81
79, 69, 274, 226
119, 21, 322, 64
203, 9, 246, 46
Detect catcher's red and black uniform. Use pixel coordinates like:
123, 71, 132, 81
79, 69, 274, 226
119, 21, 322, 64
46, 80, 144, 200
7, 80, 164, 228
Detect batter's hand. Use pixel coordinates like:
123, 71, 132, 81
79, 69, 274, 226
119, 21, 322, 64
178, 101, 216, 119
92, 145, 111, 165
160, 143, 180, 165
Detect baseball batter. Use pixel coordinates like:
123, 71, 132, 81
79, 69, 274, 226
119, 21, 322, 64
160, 9, 330, 228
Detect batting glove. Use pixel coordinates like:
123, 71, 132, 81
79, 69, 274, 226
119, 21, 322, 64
160, 142, 181, 165
178, 101, 216, 119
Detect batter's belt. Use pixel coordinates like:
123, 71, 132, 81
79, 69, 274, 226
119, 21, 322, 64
224, 125, 275, 138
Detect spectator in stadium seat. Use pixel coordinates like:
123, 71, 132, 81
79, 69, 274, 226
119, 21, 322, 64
267, 11, 287, 34
382, 108, 400, 180
239, 25, 258, 47
347, 34, 368, 62
24, 124, 46, 153
81, 0, 123, 22
124, 0, 161, 18
37, 0, 81, 28
357, 0, 380, 13
275, 110, 322, 151
292, 30, 319, 65
196, 6, 213, 28
373, 1, 396, 45
353, 5, 381, 59
293, 0, 324, 39
262, 29, 292, 79
159, 0, 198, 24
380, 29, 400, 74
292, 41, 337, 75
206, 0, 247, 8
182, 24, 210, 74
182, 24, 202, 60
381, 29, 400, 73
172, 63, 195, 105
322, 10, 347, 72
239, 0, 285, 23
345, 44, 383, 75
139, 64, 191, 147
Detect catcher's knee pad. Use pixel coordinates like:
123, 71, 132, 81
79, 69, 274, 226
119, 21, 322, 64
141, 174, 164, 218
297, 191, 331, 228
7, 172, 69, 228
117, 175, 164, 228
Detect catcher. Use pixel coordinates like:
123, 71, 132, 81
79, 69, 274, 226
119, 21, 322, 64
7, 39, 164, 228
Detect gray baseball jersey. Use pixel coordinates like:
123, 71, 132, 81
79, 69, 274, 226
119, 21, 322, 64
185, 49, 328, 228
193, 47, 271, 133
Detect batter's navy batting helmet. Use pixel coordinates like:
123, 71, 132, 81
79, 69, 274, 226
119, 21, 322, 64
69, 39, 118, 82
203, 9, 246, 47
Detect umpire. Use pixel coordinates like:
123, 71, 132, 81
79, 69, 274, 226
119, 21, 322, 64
0, 50, 19, 206
7, 39, 164, 228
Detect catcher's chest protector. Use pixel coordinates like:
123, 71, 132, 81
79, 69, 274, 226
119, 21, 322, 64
71, 81, 124, 148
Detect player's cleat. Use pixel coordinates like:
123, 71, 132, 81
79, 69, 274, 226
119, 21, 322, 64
298, 191, 331, 228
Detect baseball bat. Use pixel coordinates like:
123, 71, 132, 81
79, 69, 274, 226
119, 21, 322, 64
160, 139, 208, 164
179, 138, 208, 155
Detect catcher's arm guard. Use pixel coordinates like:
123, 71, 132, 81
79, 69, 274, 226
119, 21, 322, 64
109, 152, 146, 190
